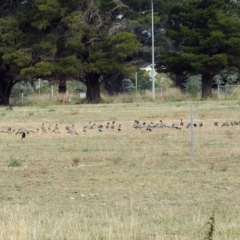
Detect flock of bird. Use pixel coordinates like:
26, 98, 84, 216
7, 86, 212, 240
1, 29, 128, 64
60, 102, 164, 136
131, 119, 203, 131
214, 120, 240, 127
0, 118, 238, 140
82, 121, 121, 132
132, 118, 240, 130
0, 121, 121, 140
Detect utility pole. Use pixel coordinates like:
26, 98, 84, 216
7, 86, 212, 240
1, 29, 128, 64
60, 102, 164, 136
151, 0, 155, 100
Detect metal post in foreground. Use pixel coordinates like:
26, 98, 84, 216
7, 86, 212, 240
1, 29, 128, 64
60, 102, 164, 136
190, 105, 194, 161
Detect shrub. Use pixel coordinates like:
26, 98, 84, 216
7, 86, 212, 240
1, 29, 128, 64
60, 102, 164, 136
8, 159, 22, 167
185, 75, 202, 97
122, 79, 135, 93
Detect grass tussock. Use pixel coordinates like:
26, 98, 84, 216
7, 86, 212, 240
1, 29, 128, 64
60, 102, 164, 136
205, 211, 215, 240
8, 159, 22, 167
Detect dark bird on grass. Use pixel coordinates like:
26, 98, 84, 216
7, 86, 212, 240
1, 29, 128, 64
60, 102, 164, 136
83, 122, 91, 131
111, 121, 115, 129
52, 128, 61, 134
30, 129, 39, 133
15, 128, 26, 135
155, 122, 163, 128
67, 129, 79, 135
41, 123, 47, 133
186, 123, 197, 128
149, 122, 157, 128
172, 124, 181, 130
98, 124, 103, 132
134, 122, 146, 129
214, 122, 218, 127
21, 132, 26, 140
180, 119, 184, 126
222, 121, 229, 127
146, 125, 153, 131
118, 124, 121, 131
147, 122, 157, 131
132, 120, 139, 128
89, 123, 96, 129
66, 124, 74, 131
52, 123, 60, 133
160, 120, 172, 128
106, 122, 110, 129
6, 127, 15, 134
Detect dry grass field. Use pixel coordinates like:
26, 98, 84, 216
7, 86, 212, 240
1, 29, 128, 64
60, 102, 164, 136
0, 100, 240, 239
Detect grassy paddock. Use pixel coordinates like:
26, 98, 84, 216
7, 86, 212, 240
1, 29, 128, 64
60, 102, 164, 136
0, 101, 240, 239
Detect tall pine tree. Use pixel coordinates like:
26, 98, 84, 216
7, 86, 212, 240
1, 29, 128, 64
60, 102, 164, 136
162, 0, 240, 98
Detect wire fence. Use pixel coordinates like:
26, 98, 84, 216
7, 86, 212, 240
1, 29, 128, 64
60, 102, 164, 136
9, 86, 194, 106
217, 85, 240, 100
10, 80, 87, 105
10, 78, 240, 105
10, 90, 85, 105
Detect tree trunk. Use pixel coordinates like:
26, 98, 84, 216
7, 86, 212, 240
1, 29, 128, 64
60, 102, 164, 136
0, 88, 11, 105
0, 76, 14, 105
85, 73, 101, 103
201, 73, 214, 99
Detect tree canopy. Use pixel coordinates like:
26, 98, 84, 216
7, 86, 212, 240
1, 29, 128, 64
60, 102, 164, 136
162, 0, 240, 98
1, 0, 240, 103
0, 0, 141, 103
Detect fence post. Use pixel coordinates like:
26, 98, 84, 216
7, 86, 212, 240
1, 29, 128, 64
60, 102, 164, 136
217, 85, 220, 99
190, 105, 194, 161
